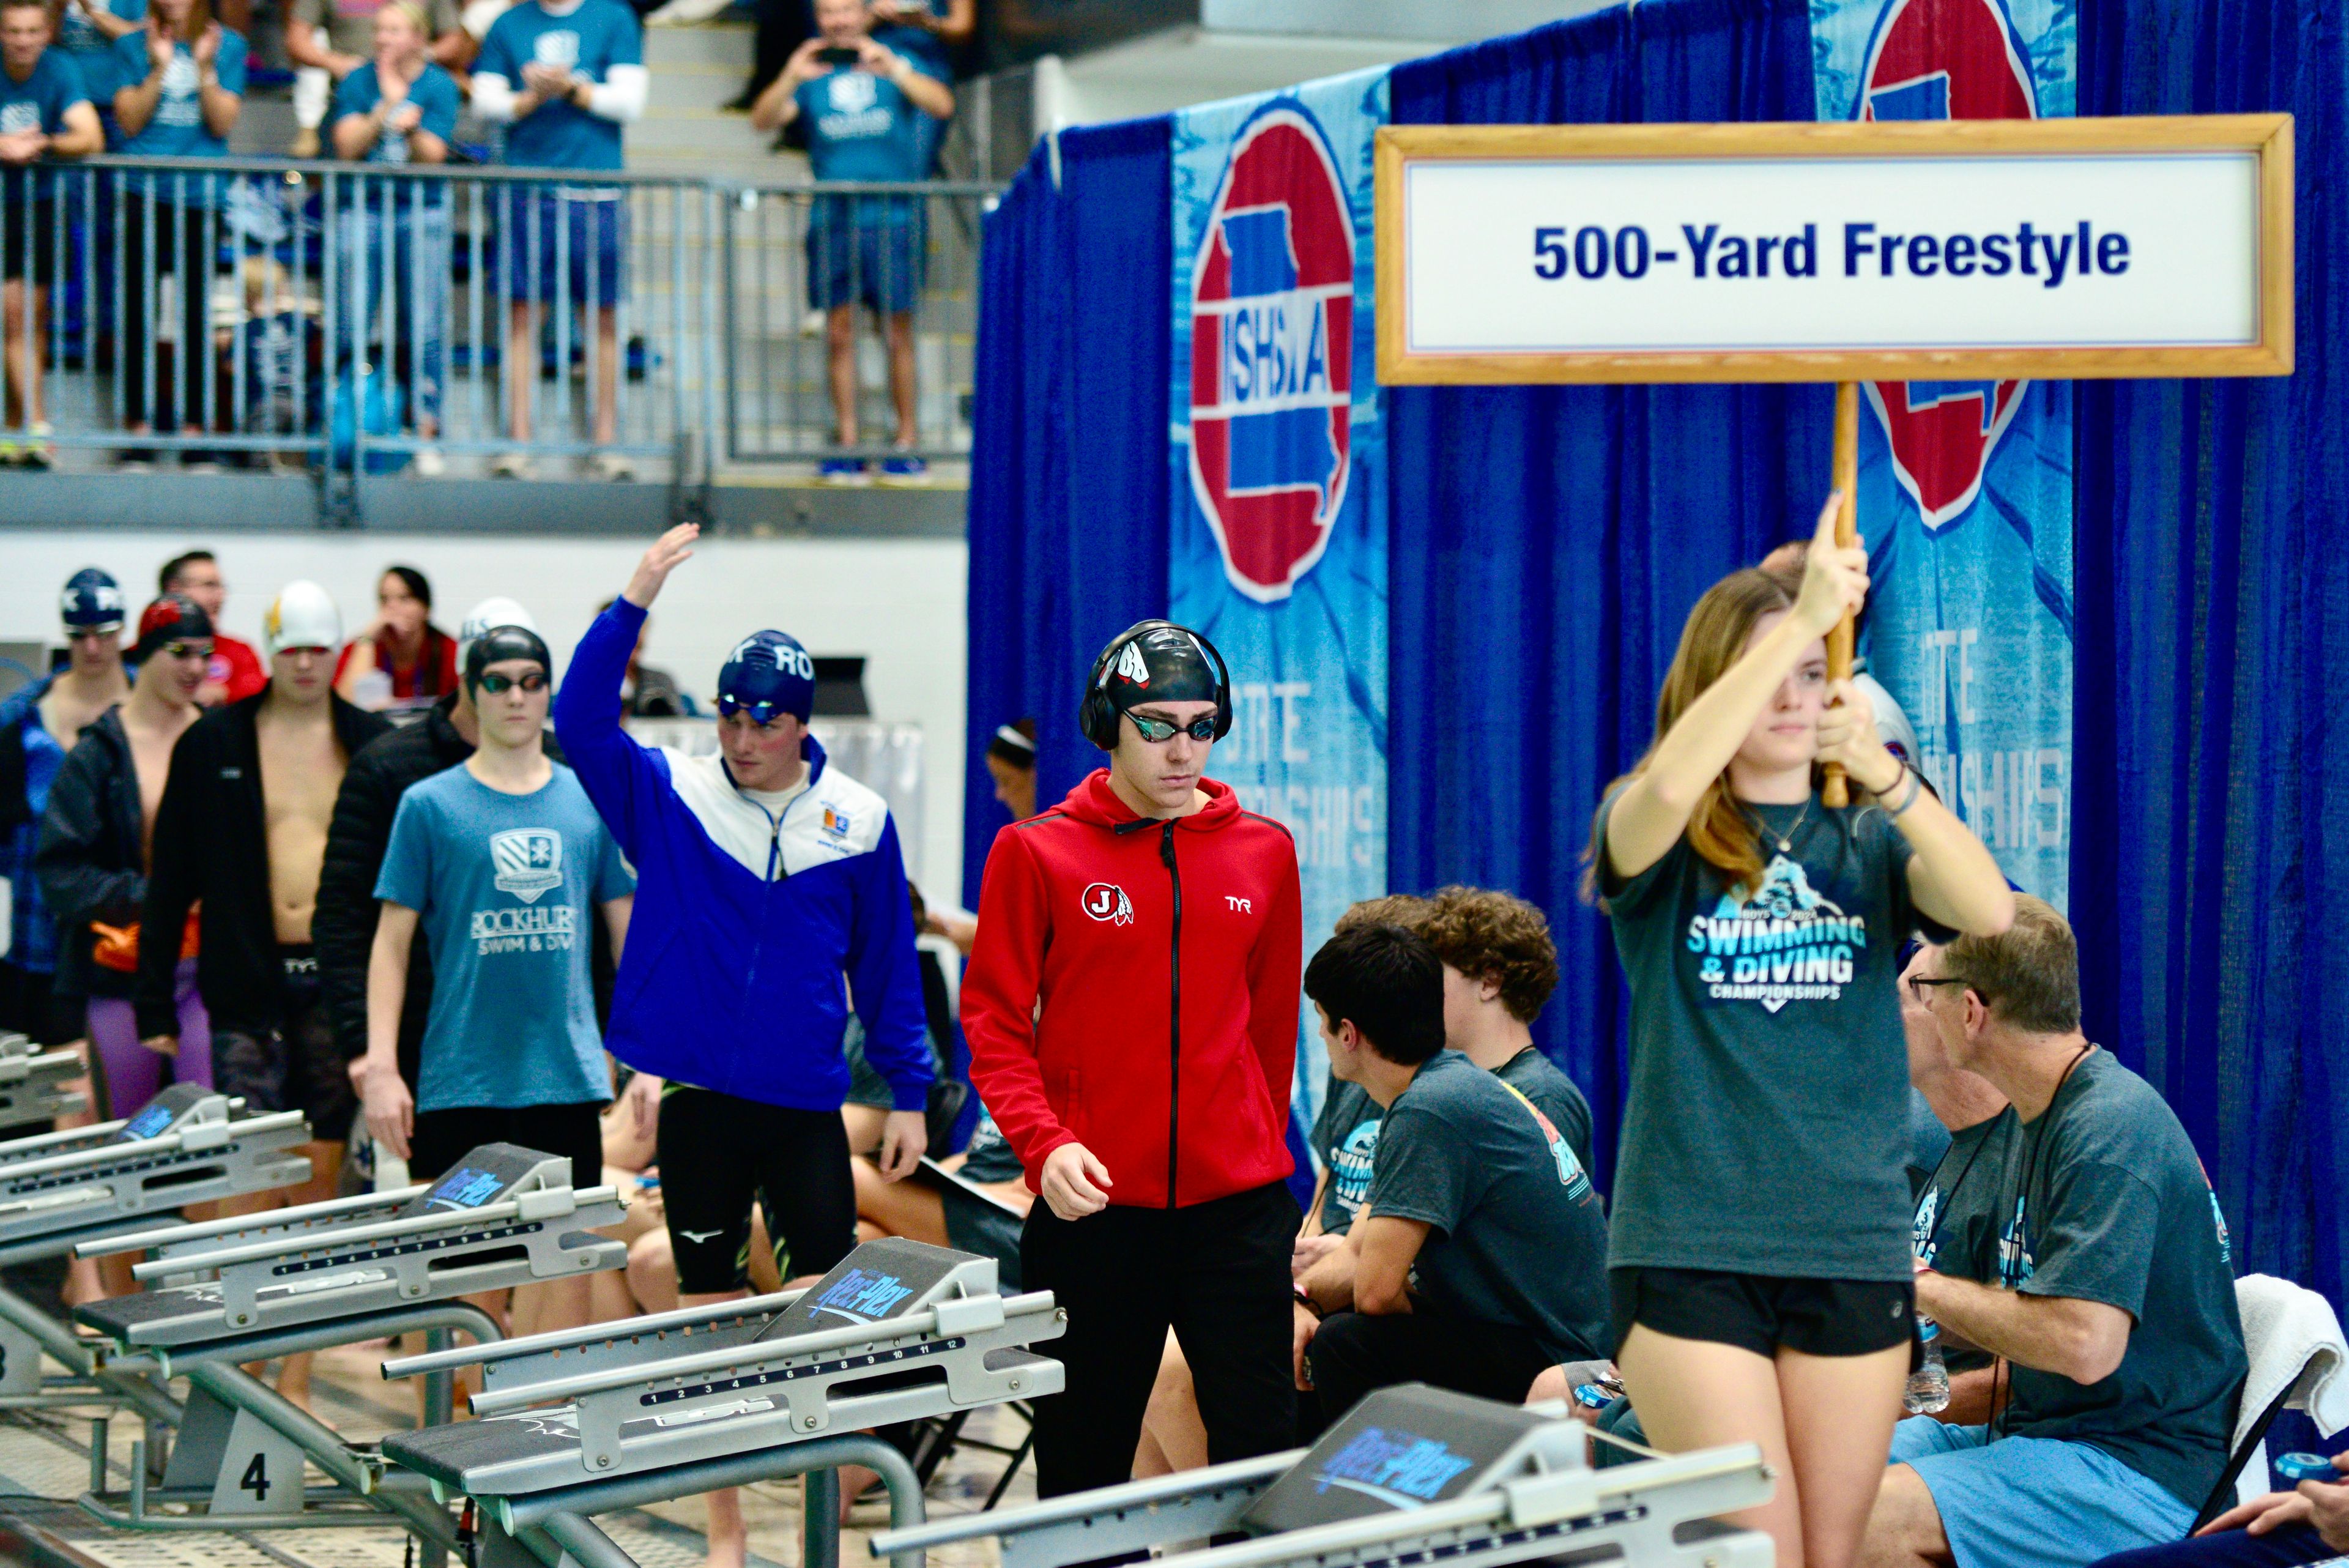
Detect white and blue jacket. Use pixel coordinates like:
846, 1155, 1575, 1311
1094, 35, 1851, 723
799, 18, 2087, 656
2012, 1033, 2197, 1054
554, 600, 933, 1112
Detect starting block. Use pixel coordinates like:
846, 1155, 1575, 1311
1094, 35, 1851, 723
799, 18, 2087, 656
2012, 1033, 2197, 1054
0, 1083, 310, 1418
874, 1383, 1775, 1568
378, 1238, 1065, 1568
0, 1030, 87, 1132
70, 1143, 628, 1549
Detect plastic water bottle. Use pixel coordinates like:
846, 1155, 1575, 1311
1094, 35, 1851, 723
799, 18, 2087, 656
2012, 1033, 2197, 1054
1905, 1315, 1951, 1414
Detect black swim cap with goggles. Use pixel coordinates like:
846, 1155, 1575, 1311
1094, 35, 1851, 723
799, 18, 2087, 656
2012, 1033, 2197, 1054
1078, 620, 1233, 749
464, 625, 553, 696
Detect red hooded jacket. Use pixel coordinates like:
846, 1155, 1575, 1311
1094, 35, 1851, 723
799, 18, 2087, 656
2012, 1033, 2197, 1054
962, 771, 1302, 1209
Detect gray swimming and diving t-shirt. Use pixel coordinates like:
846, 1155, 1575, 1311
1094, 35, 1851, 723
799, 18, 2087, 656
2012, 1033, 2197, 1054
1907, 1088, 1953, 1203
1365, 1050, 1610, 1363
1995, 1049, 2244, 1508
1494, 1046, 1596, 1182
1310, 1076, 1382, 1235
1912, 1105, 2016, 1280
1599, 791, 1953, 1282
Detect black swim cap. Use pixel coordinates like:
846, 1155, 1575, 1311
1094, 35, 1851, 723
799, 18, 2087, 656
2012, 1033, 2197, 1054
464, 625, 552, 695
1102, 624, 1220, 710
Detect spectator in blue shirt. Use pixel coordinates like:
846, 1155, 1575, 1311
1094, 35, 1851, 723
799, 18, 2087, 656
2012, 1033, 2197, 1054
472, 0, 644, 481
109, 0, 243, 466
330, 1, 459, 474
0, 0, 100, 467
56, 0, 139, 140
751, 0, 949, 483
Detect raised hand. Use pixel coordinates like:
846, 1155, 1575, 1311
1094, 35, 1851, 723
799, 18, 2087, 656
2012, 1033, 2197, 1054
191, 21, 220, 69
1792, 490, 1868, 638
622, 522, 699, 609
1815, 677, 1902, 795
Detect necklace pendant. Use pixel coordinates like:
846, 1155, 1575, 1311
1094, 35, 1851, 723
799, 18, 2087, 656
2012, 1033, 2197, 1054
1775, 838, 1791, 854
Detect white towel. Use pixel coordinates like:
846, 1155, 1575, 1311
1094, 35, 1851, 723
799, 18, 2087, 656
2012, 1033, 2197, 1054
2229, 1274, 2348, 1505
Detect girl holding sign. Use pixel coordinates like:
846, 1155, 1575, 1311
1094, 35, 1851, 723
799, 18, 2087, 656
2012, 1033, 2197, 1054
1589, 494, 2013, 1568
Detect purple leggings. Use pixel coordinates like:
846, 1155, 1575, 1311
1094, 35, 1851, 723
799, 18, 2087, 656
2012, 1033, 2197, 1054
84, 959, 212, 1120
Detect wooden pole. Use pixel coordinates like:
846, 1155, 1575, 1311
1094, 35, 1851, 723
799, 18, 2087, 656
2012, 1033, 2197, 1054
1822, 381, 1860, 808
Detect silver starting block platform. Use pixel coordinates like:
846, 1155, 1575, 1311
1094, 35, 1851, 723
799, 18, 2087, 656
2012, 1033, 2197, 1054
378, 1237, 1066, 1568
875, 1383, 1776, 1568
69, 1142, 628, 1555
0, 1030, 87, 1132
0, 1083, 311, 1425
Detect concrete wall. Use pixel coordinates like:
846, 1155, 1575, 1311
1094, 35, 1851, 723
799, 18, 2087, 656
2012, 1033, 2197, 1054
0, 531, 970, 899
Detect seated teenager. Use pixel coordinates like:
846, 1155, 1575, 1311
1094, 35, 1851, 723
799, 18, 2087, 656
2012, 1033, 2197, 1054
1294, 922, 1609, 1433
1861, 897, 2246, 1568
848, 1103, 1031, 1281
2093, 1452, 2349, 1568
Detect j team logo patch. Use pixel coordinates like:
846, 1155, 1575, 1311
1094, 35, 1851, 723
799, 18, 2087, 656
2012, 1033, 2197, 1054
1187, 105, 1354, 603
1856, 0, 2037, 530
1080, 882, 1134, 926
490, 828, 563, 903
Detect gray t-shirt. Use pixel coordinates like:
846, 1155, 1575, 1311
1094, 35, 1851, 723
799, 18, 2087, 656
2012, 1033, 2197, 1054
1912, 1105, 2016, 1280
1907, 1088, 1952, 1203
1996, 1049, 2245, 1509
1310, 1076, 1382, 1236
1599, 791, 1951, 1281
1366, 1050, 1610, 1363
1494, 1046, 1596, 1182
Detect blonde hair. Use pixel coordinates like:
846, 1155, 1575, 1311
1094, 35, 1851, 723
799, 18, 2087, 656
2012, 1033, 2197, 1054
1587, 566, 1871, 902
377, 1, 429, 36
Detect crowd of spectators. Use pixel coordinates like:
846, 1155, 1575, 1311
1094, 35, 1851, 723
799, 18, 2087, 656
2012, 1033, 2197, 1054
0, 0, 960, 477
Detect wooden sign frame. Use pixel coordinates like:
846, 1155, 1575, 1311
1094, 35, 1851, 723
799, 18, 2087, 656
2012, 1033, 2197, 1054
1373, 114, 2294, 385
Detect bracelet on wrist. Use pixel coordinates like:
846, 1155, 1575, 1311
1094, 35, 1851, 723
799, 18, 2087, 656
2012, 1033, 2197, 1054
1885, 765, 1924, 817
1291, 1283, 1321, 1318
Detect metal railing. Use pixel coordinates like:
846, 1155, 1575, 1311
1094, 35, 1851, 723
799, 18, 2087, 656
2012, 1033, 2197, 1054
0, 157, 993, 510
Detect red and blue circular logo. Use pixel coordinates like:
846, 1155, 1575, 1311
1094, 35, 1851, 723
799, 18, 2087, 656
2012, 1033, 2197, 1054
1858, 0, 2038, 531
1187, 105, 1354, 604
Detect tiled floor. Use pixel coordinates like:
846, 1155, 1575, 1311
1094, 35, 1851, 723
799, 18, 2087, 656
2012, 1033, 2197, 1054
0, 1338, 1033, 1568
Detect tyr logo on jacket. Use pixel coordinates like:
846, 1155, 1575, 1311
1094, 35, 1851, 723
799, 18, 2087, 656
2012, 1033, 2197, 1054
962, 770, 1303, 1209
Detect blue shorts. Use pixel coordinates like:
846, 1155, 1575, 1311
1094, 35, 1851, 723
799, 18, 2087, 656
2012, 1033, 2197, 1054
494, 189, 628, 307
1893, 1418, 2197, 1568
806, 218, 923, 314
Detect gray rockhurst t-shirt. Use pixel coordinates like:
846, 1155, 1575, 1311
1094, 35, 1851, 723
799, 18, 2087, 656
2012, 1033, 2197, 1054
1995, 1049, 2244, 1508
1310, 1077, 1382, 1235
1494, 1046, 1597, 1182
1365, 1050, 1610, 1363
1600, 790, 1953, 1281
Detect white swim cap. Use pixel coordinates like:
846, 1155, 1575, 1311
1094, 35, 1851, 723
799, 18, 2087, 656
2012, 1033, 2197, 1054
264, 581, 343, 655
460, 596, 540, 655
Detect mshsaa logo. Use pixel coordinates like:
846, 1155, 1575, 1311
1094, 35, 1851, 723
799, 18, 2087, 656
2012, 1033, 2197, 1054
1187, 103, 1354, 603
1857, 0, 2037, 530
490, 828, 563, 904
1080, 883, 1134, 926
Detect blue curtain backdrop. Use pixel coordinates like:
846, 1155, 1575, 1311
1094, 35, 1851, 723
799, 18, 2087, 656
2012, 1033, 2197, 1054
2073, 0, 2349, 1318
960, 118, 1172, 910
1384, 0, 1830, 1191
962, 0, 2349, 1318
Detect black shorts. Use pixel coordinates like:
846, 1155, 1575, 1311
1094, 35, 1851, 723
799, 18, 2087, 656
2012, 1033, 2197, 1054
2, 199, 56, 286
213, 952, 358, 1138
407, 1100, 605, 1188
654, 1087, 855, 1295
1610, 1266, 1915, 1360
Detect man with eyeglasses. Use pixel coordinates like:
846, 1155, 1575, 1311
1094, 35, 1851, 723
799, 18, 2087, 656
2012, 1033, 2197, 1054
0, 567, 127, 1044
360, 622, 633, 1337
136, 580, 389, 1406
557, 524, 931, 1568
963, 619, 1304, 1499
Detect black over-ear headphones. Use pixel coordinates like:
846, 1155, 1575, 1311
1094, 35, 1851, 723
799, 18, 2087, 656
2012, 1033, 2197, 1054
1077, 619, 1234, 750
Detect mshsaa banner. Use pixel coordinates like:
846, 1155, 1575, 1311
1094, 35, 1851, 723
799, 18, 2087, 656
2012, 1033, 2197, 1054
1811, 0, 2077, 908
1170, 69, 1390, 1117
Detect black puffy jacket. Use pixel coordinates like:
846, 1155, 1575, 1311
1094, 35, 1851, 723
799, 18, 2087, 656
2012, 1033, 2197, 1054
32, 710, 146, 1003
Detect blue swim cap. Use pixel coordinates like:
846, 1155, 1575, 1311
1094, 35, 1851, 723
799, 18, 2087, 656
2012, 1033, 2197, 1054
60, 568, 125, 633
716, 631, 815, 724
